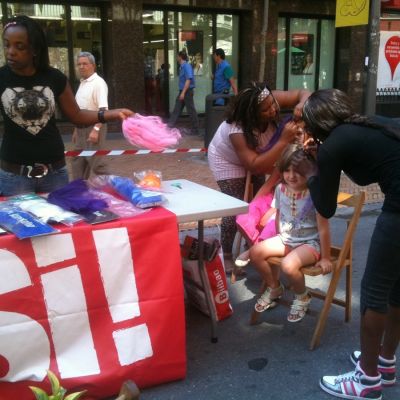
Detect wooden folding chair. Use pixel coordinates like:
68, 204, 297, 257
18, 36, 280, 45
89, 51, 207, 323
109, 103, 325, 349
231, 171, 254, 283
250, 191, 365, 350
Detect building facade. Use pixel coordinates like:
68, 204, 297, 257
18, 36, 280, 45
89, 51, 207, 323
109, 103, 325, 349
0, 1, 392, 129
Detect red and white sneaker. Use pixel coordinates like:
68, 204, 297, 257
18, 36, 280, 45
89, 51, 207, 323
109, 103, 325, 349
350, 350, 396, 386
320, 362, 382, 400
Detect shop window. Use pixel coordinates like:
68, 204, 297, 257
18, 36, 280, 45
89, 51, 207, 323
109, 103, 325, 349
162, 11, 238, 114
70, 5, 103, 84
167, 11, 214, 114
276, 16, 335, 91
143, 10, 166, 116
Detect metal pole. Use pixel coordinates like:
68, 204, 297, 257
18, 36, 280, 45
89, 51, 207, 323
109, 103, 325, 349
364, 0, 381, 116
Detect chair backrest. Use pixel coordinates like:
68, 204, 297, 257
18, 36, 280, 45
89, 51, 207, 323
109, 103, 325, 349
334, 191, 365, 269
243, 170, 253, 203
292, 190, 365, 276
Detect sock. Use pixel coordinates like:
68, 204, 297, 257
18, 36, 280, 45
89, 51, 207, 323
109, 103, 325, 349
294, 289, 309, 299
379, 354, 396, 363
357, 361, 381, 380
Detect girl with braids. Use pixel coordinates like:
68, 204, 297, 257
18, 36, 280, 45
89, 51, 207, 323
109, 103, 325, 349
207, 81, 310, 273
0, 15, 134, 195
294, 89, 400, 400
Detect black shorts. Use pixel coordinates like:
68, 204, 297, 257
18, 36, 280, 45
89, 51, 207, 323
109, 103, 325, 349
361, 211, 400, 314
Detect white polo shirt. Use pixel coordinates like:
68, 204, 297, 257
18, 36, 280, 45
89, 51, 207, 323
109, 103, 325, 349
75, 72, 108, 111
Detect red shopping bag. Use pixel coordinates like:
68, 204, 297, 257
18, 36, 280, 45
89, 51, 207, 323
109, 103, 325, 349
180, 229, 233, 321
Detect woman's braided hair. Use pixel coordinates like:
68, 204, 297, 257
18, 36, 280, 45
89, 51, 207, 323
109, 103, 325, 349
226, 81, 277, 149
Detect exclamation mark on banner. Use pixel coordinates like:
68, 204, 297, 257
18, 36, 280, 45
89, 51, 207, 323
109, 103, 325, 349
32, 233, 100, 379
92, 228, 153, 366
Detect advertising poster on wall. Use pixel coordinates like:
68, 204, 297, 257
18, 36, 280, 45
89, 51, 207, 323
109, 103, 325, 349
377, 31, 400, 89
179, 30, 204, 76
290, 33, 314, 75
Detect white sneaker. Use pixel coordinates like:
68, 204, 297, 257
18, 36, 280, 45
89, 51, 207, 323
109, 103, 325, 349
234, 249, 250, 268
320, 363, 382, 400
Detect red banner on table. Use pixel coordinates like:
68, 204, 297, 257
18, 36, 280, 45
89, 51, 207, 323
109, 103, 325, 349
0, 208, 186, 399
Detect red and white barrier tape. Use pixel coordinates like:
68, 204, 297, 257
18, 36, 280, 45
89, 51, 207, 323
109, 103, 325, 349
64, 148, 207, 157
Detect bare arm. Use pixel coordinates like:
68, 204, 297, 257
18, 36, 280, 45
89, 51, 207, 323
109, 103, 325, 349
229, 77, 238, 95
259, 206, 276, 228
315, 213, 332, 275
253, 168, 281, 200
272, 89, 311, 120
230, 120, 301, 175
58, 82, 134, 125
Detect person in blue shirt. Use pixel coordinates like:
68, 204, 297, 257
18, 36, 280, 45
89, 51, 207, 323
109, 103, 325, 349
168, 51, 199, 136
212, 48, 238, 106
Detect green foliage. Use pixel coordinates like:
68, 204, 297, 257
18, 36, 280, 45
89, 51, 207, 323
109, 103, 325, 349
29, 370, 86, 400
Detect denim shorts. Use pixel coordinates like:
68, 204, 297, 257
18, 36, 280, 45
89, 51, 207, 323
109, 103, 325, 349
0, 166, 69, 196
360, 211, 400, 314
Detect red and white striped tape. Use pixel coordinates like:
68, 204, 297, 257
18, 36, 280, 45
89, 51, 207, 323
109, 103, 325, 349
64, 148, 207, 157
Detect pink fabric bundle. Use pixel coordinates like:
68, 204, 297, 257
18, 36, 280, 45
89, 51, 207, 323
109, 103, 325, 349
236, 192, 276, 244
122, 114, 181, 151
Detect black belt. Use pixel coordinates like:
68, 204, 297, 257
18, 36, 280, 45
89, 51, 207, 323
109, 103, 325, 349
0, 159, 66, 178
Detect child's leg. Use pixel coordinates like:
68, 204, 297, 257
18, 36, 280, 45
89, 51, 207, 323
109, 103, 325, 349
280, 244, 318, 294
250, 236, 286, 312
281, 245, 318, 322
250, 236, 286, 288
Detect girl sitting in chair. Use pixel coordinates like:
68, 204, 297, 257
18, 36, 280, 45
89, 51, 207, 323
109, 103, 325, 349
248, 145, 332, 322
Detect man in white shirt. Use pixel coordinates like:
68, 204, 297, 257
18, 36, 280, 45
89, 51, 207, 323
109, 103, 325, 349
71, 51, 108, 179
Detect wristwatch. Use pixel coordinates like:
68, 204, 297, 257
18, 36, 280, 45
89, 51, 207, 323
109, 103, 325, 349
93, 126, 100, 132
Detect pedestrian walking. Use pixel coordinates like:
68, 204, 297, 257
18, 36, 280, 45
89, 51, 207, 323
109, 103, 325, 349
168, 50, 199, 136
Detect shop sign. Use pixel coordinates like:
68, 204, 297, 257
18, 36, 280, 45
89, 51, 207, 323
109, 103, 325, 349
335, 0, 370, 27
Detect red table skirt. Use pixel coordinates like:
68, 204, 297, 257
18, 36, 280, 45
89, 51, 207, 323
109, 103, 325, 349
0, 207, 186, 399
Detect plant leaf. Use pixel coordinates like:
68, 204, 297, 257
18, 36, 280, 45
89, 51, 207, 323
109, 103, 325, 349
65, 390, 87, 400
29, 386, 49, 400
47, 370, 61, 395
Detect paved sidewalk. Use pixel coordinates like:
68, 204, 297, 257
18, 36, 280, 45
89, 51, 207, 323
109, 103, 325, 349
63, 130, 396, 400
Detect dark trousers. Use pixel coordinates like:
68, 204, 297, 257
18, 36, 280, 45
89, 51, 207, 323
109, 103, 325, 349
168, 89, 199, 134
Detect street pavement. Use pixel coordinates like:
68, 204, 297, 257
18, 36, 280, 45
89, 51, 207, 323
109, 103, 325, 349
0, 121, 395, 398
68, 129, 397, 400
138, 204, 400, 400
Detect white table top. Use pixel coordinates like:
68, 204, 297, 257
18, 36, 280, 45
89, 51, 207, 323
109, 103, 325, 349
162, 179, 248, 223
